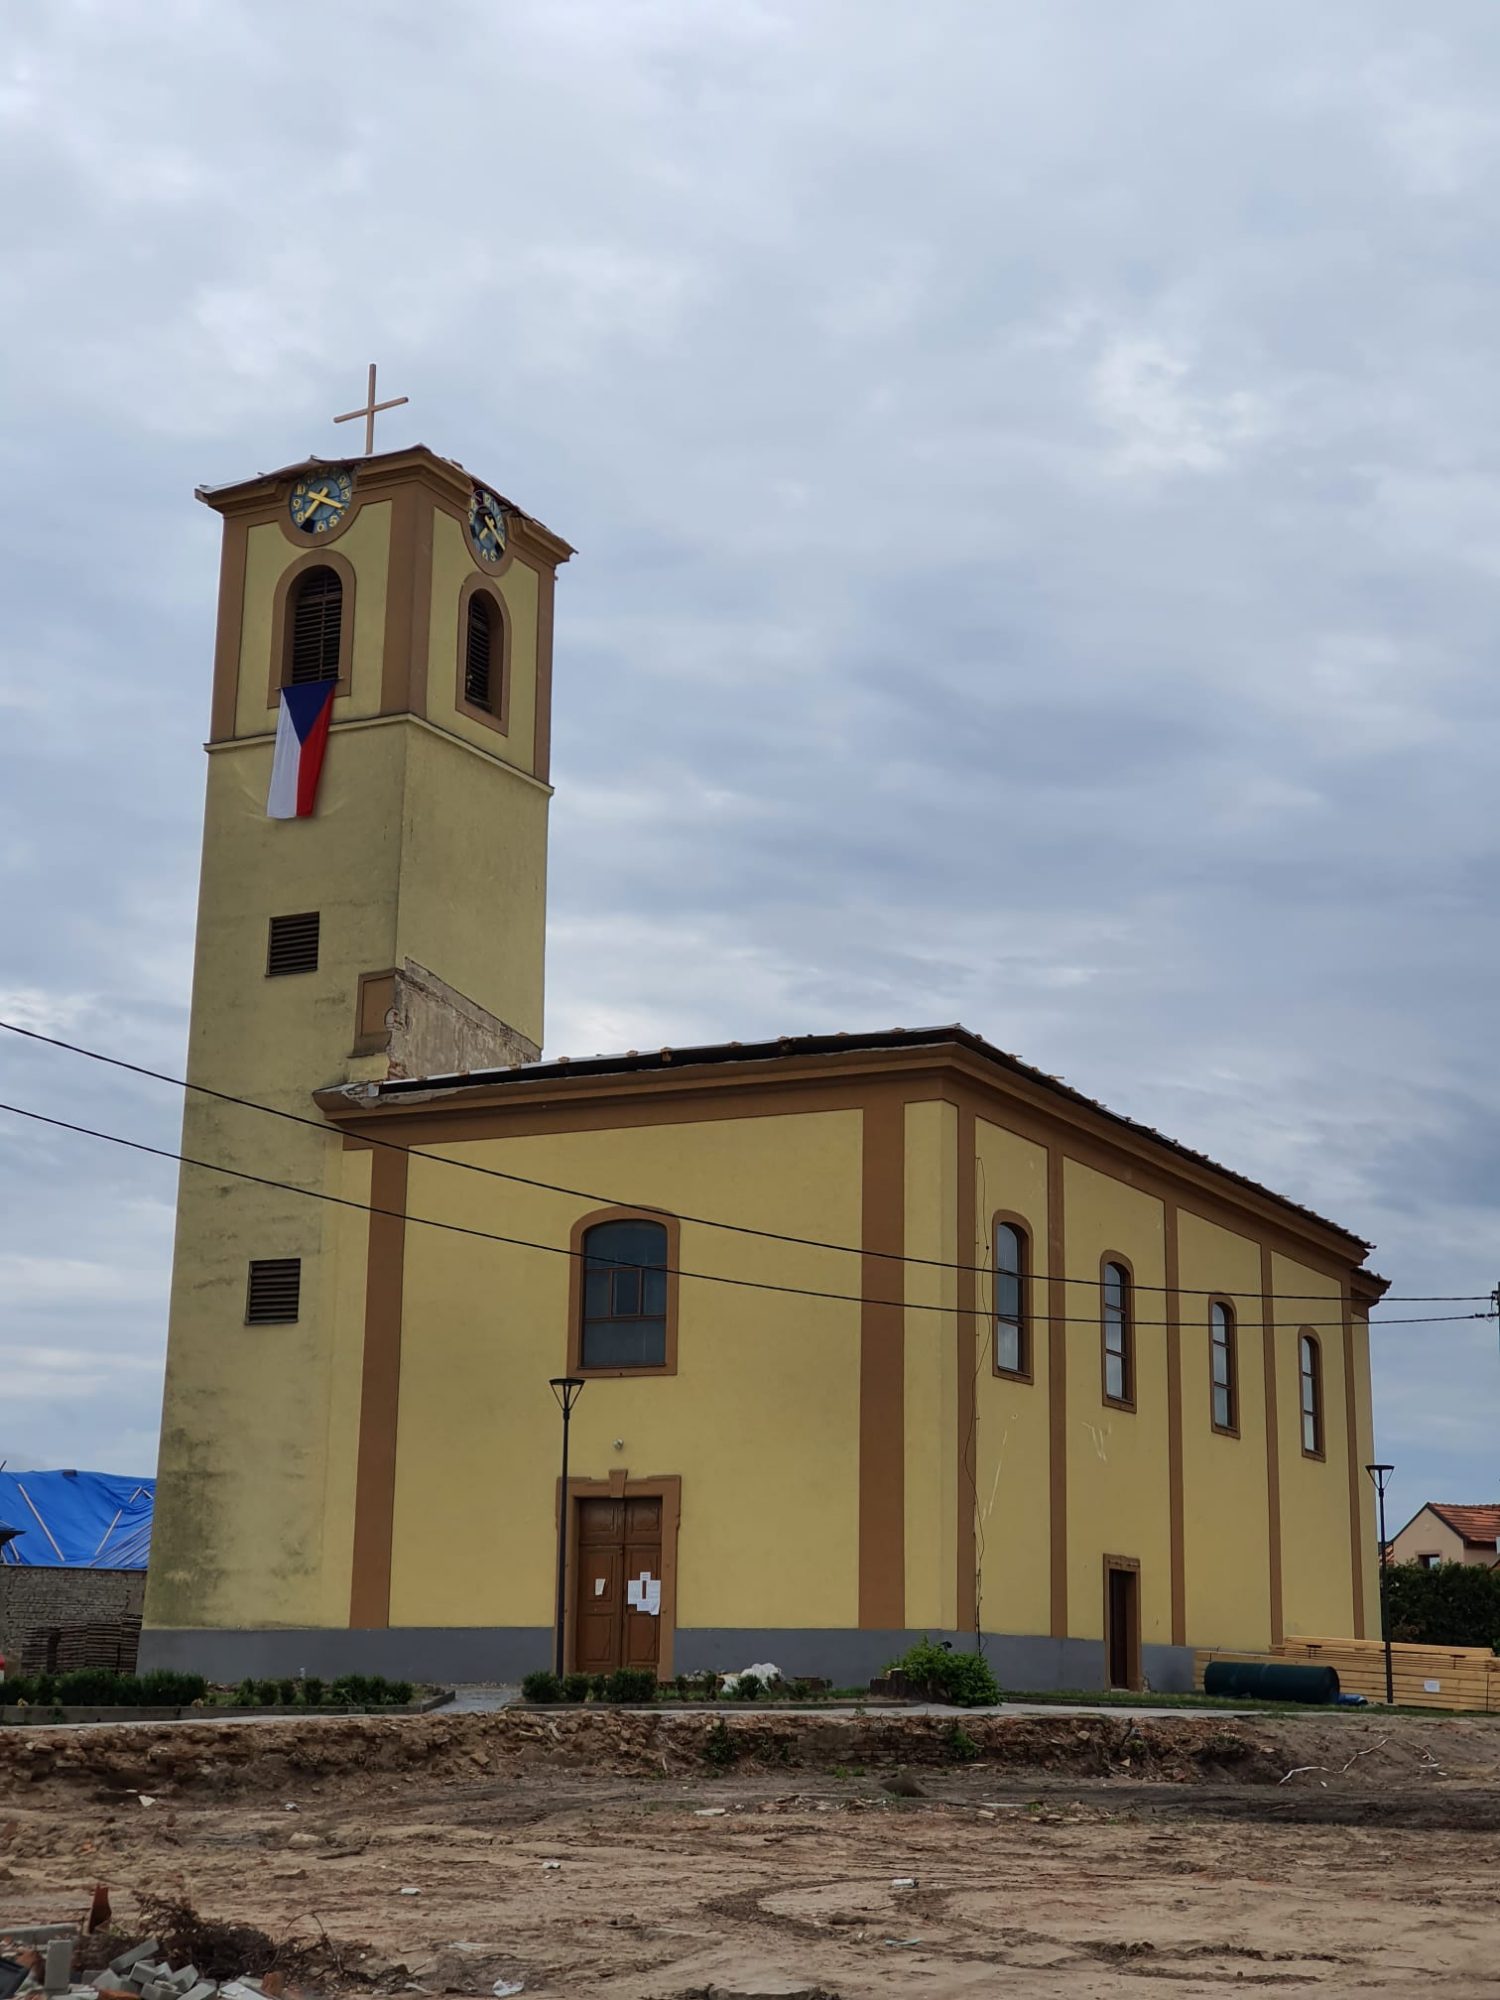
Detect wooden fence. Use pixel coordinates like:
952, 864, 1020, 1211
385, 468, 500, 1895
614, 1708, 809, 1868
1195, 1635, 1500, 1712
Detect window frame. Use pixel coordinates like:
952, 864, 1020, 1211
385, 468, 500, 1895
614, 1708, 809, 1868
1100, 1254, 1136, 1412
267, 549, 355, 706
567, 1206, 681, 1379
1298, 1329, 1325, 1459
991, 1210, 1034, 1382
1209, 1297, 1239, 1437
455, 573, 512, 737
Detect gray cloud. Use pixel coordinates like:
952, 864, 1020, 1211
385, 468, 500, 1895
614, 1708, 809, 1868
2, 0, 1497, 1530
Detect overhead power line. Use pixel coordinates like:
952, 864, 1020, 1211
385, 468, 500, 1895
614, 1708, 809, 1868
0, 1096, 1489, 1332
0, 1018, 1478, 1305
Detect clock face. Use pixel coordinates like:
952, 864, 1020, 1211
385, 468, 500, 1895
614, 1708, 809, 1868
289, 466, 355, 535
468, 486, 508, 565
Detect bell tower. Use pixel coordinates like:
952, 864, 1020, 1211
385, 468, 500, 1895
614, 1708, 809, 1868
145, 432, 571, 1649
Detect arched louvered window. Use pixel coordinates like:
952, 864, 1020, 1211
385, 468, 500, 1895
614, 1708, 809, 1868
288, 566, 342, 684
1102, 1259, 1134, 1407
464, 591, 496, 710
580, 1218, 670, 1369
994, 1220, 1030, 1377
1210, 1300, 1238, 1433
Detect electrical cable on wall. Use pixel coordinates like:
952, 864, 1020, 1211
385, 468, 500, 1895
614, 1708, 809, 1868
0, 1097, 1490, 1333
0, 1018, 1482, 1305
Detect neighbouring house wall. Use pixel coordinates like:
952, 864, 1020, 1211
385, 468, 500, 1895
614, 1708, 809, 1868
0, 1568, 146, 1668
1391, 1509, 1493, 1569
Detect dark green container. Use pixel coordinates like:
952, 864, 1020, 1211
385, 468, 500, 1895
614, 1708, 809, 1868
1203, 1660, 1339, 1704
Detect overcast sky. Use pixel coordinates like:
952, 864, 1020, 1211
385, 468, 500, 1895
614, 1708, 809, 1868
1, 1, 1497, 1536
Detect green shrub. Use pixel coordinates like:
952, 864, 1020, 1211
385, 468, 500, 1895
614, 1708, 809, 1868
276, 1678, 298, 1707
703, 1719, 737, 1766
232, 1678, 258, 1708
561, 1673, 592, 1702
730, 1672, 764, 1701
603, 1666, 657, 1704
522, 1670, 563, 1703
302, 1676, 325, 1708
589, 1673, 608, 1699
254, 1678, 280, 1706
943, 1722, 980, 1761
883, 1637, 1000, 1709
137, 1670, 208, 1706
59, 1668, 133, 1706
1387, 1561, 1500, 1652
387, 1679, 413, 1705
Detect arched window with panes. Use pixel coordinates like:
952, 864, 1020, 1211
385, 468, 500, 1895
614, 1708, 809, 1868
994, 1219, 1030, 1378
1102, 1259, 1134, 1407
578, 1216, 671, 1371
1210, 1300, 1238, 1433
287, 566, 342, 684
1299, 1330, 1324, 1457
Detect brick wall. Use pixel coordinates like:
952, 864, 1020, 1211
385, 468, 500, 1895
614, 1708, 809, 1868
0, 1567, 147, 1668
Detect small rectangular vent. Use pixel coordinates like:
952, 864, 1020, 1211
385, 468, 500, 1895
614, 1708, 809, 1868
267, 911, 320, 977
245, 1257, 301, 1324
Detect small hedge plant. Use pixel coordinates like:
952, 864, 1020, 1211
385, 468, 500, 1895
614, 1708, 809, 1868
229, 1673, 413, 1709
884, 1636, 1000, 1708
522, 1666, 658, 1704
2, 1669, 208, 1708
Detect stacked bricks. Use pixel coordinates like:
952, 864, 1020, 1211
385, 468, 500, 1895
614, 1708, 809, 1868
0, 1931, 273, 2000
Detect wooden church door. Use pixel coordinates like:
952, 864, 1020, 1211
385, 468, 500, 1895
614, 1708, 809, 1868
574, 1496, 663, 1676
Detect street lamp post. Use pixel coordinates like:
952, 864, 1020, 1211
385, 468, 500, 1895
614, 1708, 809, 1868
550, 1378, 586, 1677
1365, 1461, 1395, 1706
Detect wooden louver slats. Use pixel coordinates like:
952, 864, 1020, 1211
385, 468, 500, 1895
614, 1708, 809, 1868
464, 593, 493, 709
245, 1257, 301, 1325
289, 567, 342, 684
266, 910, 320, 976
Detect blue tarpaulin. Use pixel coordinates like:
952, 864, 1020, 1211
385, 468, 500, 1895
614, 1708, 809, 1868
0, 1470, 153, 1569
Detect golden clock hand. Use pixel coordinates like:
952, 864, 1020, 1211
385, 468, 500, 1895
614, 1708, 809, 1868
301, 487, 346, 514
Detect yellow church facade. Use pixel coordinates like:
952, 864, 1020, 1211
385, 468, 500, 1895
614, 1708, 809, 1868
143, 441, 1385, 1690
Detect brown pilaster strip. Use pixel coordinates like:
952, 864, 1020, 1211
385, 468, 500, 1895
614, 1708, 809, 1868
955, 1101, 978, 1638
380, 485, 420, 714
1341, 1283, 1366, 1639
1047, 1145, 1069, 1639
858, 1090, 905, 1629
209, 517, 249, 741
533, 563, 557, 783
1259, 1242, 1284, 1645
349, 1144, 410, 1628
1164, 1201, 1186, 1646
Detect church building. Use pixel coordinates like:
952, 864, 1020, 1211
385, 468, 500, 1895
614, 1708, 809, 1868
143, 428, 1386, 1691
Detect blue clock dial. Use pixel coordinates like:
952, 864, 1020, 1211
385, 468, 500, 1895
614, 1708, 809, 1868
289, 466, 355, 535
468, 486, 507, 565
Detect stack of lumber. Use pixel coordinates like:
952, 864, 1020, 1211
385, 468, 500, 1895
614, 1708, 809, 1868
1195, 1635, 1500, 1711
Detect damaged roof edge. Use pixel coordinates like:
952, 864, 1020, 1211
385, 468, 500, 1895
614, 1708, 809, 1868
320, 1023, 1382, 1270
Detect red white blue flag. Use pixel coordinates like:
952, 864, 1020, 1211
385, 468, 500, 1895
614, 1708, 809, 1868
266, 683, 335, 819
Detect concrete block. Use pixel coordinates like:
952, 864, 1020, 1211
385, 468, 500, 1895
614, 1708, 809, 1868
42, 1942, 72, 1997
179, 1985, 216, 2000
108, 1948, 158, 1978
165, 1972, 197, 1994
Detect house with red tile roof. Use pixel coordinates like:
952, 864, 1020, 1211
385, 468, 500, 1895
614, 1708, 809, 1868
1390, 1504, 1500, 1570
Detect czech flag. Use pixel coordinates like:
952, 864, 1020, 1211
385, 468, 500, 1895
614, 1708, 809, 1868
266, 683, 336, 819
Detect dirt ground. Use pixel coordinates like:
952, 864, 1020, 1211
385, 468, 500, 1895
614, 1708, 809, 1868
4, 1707, 1500, 1998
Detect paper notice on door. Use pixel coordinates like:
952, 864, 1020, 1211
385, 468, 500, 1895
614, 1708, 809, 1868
628, 1571, 661, 1616
1424, 1678, 1441, 1693
627, 1578, 642, 1609
594, 1578, 606, 1597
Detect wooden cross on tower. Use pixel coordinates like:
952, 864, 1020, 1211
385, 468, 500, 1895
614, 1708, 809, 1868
334, 363, 409, 455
